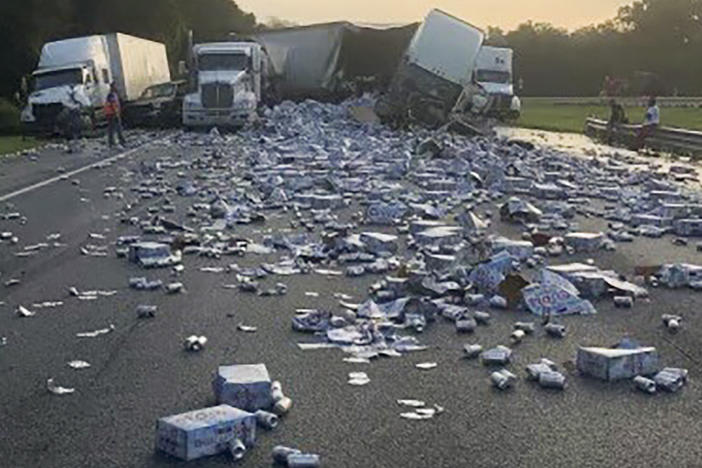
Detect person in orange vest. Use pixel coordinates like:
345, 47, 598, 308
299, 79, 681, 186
105, 82, 126, 148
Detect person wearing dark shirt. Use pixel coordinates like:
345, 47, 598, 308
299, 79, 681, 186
56, 87, 85, 153
606, 99, 627, 144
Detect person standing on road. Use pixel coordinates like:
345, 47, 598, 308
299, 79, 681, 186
634, 97, 660, 151
105, 83, 126, 148
57, 88, 84, 153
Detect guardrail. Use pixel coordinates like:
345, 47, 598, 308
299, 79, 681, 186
524, 97, 702, 108
585, 117, 702, 156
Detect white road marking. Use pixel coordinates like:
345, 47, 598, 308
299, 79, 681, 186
0, 139, 166, 203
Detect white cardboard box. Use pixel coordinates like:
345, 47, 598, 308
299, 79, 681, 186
155, 404, 256, 461
576, 346, 659, 381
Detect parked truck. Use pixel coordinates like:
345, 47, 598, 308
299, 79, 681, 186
375, 9, 485, 128
474, 46, 520, 120
21, 33, 170, 134
182, 42, 269, 128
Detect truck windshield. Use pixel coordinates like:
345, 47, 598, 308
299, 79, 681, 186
34, 69, 84, 91
141, 83, 176, 99
476, 70, 511, 84
199, 54, 250, 71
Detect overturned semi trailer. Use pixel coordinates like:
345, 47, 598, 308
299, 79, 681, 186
375, 9, 486, 129
253, 22, 417, 101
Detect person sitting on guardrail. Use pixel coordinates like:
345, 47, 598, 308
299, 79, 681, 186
634, 97, 659, 151
105, 83, 126, 148
606, 99, 628, 145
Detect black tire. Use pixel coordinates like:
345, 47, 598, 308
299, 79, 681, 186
408, 95, 446, 129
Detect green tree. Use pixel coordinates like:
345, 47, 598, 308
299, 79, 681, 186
0, 0, 256, 99
497, 0, 702, 96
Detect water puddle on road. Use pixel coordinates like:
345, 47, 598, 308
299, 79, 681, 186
497, 126, 702, 186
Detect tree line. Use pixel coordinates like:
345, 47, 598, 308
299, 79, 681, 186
487, 0, 702, 96
0, 0, 700, 100
0, 0, 256, 99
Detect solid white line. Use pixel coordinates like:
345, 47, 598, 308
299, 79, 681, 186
0, 139, 166, 203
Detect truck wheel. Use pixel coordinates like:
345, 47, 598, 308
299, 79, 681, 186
409, 97, 445, 129
374, 96, 395, 121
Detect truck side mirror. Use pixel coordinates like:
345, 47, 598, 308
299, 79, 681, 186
251, 54, 260, 73
178, 60, 188, 76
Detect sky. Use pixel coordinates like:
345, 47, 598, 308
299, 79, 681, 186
236, 0, 632, 31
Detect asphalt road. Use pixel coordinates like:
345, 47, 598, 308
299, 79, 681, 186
1, 130, 702, 468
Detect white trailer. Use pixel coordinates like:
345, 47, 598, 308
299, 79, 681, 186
406, 9, 484, 88
106, 33, 171, 103
375, 9, 485, 127
21, 33, 170, 134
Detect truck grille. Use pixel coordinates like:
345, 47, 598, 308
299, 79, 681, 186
491, 94, 512, 110
33, 103, 64, 124
202, 83, 233, 109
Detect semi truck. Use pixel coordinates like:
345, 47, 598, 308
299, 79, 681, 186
180, 23, 415, 129
474, 46, 521, 120
182, 42, 268, 128
375, 9, 485, 128
21, 33, 170, 134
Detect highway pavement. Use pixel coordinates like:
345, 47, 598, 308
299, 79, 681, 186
1, 130, 702, 468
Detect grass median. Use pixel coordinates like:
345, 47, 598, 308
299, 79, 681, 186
0, 97, 42, 156
517, 100, 702, 134
0, 136, 40, 156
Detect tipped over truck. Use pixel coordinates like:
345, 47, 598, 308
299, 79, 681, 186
375, 9, 486, 129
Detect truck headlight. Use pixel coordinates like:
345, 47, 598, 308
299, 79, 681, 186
20, 105, 35, 123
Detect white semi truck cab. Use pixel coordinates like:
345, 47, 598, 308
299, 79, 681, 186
22, 34, 170, 134
474, 46, 521, 119
182, 42, 267, 128
21, 36, 111, 133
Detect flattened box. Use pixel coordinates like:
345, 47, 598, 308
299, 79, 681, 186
212, 364, 273, 412
576, 346, 659, 381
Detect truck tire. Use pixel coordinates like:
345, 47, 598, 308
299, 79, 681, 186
408, 95, 446, 129
374, 95, 396, 120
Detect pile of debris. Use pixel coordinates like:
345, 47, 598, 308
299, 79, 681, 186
7, 95, 701, 465
155, 363, 306, 463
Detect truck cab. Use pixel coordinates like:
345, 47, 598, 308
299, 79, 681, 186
22, 64, 100, 132
474, 46, 521, 120
21, 33, 170, 135
21, 36, 111, 133
182, 42, 267, 128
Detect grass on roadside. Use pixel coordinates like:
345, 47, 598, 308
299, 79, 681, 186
0, 97, 41, 156
517, 101, 702, 134
0, 136, 40, 155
